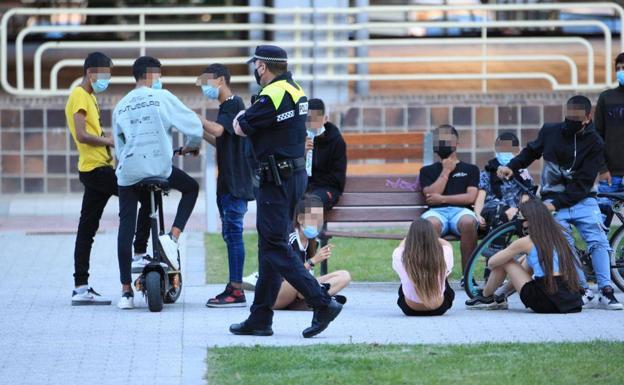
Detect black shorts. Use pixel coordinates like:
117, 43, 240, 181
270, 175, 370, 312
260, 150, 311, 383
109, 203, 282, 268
520, 279, 582, 314
397, 280, 455, 316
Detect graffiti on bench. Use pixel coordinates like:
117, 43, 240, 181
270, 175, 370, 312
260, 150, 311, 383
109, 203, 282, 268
385, 177, 420, 192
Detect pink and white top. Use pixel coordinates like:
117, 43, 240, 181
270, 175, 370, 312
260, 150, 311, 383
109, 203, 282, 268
392, 244, 454, 304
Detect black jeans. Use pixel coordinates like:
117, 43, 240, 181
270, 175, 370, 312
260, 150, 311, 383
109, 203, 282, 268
247, 169, 331, 328
74, 166, 150, 286
117, 166, 199, 285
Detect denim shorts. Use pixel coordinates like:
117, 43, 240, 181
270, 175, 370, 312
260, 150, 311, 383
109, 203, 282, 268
421, 206, 478, 236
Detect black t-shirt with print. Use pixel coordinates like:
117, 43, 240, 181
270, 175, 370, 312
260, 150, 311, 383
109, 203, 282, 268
419, 161, 480, 208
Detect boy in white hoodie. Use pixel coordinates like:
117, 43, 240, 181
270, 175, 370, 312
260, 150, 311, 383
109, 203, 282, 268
113, 56, 202, 309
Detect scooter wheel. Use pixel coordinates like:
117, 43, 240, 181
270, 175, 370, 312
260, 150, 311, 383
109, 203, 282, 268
145, 271, 163, 312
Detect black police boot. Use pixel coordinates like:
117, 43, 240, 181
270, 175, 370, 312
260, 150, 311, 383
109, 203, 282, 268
302, 298, 343, 338
229, 321, 273, 336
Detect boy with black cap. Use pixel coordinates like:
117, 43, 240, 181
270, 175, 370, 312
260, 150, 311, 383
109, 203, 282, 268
66, 52, 151, 306
305, 98, 347, 209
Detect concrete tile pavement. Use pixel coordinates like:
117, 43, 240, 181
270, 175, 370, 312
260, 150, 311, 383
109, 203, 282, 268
1, 230, 624, 385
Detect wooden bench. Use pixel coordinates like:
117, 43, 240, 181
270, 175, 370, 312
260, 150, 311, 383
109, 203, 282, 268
319, 174, 427, 274
342, 132, 432, 176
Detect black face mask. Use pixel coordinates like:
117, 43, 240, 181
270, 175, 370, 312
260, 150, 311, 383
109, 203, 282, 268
564, 118, 585, 136
253, 67, 262, 86
515, 219, 528, 236
434, 145, 456, 160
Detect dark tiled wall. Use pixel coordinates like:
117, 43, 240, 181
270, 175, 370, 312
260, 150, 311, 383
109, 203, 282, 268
0, 102, 213, 194
0, 97, 573, 194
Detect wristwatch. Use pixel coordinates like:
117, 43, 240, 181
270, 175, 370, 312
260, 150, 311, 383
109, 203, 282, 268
306, 258, 315, 267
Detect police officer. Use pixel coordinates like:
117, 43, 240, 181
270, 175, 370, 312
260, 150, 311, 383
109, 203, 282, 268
230, 45, 342, 338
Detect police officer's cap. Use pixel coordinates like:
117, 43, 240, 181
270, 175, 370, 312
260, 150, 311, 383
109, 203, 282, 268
247, 45, 288, 64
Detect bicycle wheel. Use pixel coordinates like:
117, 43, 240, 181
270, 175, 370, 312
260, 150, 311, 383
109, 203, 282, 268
464, 220, 521, 298
608, 225, 624, 292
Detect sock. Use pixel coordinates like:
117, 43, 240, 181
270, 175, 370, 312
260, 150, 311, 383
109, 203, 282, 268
133, 253, 147, 261
75, 285, 88, 294
494, 284, 515, 298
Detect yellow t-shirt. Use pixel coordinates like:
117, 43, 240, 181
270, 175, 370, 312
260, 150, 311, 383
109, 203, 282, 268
65, 86, 114, 172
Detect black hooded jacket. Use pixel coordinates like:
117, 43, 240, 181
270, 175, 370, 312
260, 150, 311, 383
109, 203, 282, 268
506, 121, 605, 210
308, 121, 347, 194
595, 85, 624, 176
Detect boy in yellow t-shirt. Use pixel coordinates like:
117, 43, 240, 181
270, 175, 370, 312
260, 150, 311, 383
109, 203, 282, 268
66, 52, 151, 306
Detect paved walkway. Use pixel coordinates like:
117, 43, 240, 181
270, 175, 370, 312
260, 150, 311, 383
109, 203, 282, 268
1, 231, 624, 385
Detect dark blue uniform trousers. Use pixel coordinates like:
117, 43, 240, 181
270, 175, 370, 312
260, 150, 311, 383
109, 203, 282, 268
247, 169, 331, 327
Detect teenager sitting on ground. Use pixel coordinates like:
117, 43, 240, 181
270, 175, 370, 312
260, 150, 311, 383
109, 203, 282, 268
465, 199, 583, 314
245, 195, 351, 310
392, 218, 455, 316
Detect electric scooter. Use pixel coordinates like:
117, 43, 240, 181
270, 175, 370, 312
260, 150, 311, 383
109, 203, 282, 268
133, 177, 182, 312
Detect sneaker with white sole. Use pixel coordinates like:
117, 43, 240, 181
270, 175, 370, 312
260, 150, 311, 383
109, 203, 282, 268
242, 272, 259, 291
117, 291, 134, 310
158, 234, 180, 271
582, 288, 595, 309
465, 292, 508, 310
71, 287, 112, 306
131, 255, 152, 274
597, 286, 623, 310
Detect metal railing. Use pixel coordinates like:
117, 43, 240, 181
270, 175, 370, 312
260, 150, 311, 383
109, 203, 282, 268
1, 2, 623, 96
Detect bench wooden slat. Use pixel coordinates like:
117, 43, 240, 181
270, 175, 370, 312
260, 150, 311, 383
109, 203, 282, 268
324, 231, 459, 241
343, 175, 420, 193
324, 230, 405, 240
347, 163, 422, 176
343, 132, 425, 146
336, 192, 425, 207
347, 147, 422, 160
325, 207, 427, 222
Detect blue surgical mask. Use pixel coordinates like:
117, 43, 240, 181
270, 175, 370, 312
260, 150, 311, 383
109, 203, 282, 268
307, 126, 325, 138
201, 85, 220, 99
151, 78, 162, 90
495, 152, 514, 166
302, 225, 320, 239
617, 70, 624, 86
91, 78, 109, 94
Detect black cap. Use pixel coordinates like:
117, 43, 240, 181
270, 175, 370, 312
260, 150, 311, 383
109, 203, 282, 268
247, 45, 288, 64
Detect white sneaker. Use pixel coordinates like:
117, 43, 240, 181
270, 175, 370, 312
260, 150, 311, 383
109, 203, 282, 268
71, 287, 112, 306
131, 255, 152, 274
582, 288, 595, 309
242, 272, 259, 291
158, 234, 180, 271
117, 292, 134, 310
597, 286, 624, 310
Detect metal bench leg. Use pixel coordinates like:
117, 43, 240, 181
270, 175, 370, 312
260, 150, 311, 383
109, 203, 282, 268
319, 222, 329, 276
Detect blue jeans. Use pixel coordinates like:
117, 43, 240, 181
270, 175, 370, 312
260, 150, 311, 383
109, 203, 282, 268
217, 193, 248, 284
554, 197, 613, 289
